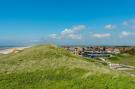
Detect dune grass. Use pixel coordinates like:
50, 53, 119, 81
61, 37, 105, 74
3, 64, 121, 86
108, 54, 135, 66
0, 68, 135, 89
0, 45, 135, 89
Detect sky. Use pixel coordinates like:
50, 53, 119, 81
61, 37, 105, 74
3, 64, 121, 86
0, 0, 135, 45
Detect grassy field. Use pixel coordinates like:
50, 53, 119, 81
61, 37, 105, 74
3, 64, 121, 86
108, 54, 135, 66
0, 45, 135, 89
107, 53, 135, 74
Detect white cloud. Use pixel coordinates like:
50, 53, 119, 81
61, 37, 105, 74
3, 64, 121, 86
72, 25, 86, 32
122, 31, 130, 35
121, 31, 130, 37
67, 34, 82, 40
61, 29, 73, 36
61, 25, 85, 35
49, 25, 86, 40
49, 34, 57, 39
30, 39, 41, 43
120, 31, 131, 38
105, 24, 116, 29
93, 33, 111, 38
120, 31, 135, 38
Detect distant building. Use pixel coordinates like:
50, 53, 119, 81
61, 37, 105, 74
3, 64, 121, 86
62, 46, 121, 58
82, 51, 111, 58
106, 48, 114, 53
113, 48, 120, 54
74, 47, 82, 55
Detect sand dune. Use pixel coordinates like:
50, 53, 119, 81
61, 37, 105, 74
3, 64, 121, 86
0, 46, 31, 54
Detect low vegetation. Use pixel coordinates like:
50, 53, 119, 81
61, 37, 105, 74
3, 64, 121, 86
108, 53, 135, 66
121, 47, 135, 55
0, 45, 135, 89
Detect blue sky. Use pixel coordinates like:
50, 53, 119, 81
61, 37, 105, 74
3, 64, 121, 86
0, 0, 135, 45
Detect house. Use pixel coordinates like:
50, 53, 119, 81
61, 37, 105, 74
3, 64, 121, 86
82, 51, 111, 58
106, 48, 114, 53
74, 47, 82, 55
113, 48, 120, 54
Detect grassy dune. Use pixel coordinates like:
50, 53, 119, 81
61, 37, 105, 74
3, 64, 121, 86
0, 45, 135, 89
108, 54, 135, 66
108, 53, 135, 74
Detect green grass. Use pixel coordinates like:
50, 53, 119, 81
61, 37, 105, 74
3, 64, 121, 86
0, 68, 135, 89
105, 53, 135, 74
0, 45, 135, 89
125, 69, 135, 75
108, 54, 135, 66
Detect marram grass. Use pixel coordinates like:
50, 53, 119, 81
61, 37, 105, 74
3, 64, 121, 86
0, 45, 135, 89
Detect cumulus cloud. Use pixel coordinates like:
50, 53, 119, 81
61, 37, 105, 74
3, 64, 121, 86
30, 39, 41, 43
105, 24, 116, 29
120, 31, 135, 38
61, 25, 85, 35
121, 31, 130, 37
49, 25, 86, 40
93, 33, 111, 38
61, 29, 73, 35
72, 25, 86, 32
66, 34, 82, 40
49, 34, 57, 39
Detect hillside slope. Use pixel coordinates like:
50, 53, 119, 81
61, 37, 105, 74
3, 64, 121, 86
0, 45, 135, 89
108, 54, 135, 66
